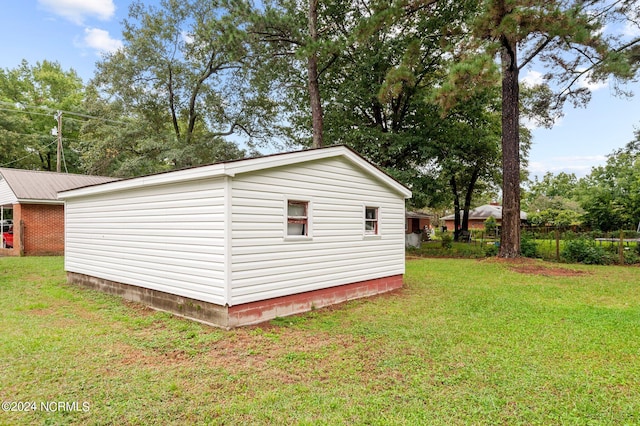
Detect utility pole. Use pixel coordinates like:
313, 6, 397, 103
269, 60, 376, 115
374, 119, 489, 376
54, 111, 62, 173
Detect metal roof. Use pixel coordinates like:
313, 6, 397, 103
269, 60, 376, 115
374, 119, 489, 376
0, 168, 117, 203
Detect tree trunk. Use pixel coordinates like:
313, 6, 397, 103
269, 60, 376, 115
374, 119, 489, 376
450, 176, 461, 241
462, 166, 480, 232
307, 0, 323, 148
499, 35, 521, 257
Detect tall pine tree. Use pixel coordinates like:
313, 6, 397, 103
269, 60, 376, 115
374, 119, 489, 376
459, 0, 640, 257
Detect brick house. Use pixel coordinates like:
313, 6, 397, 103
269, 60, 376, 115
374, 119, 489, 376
0, 168, 116, 256
405, 211, 432, 234
441, 202, 528, 231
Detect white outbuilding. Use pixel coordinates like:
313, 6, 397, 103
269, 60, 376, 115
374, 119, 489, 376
58, 145, 411, 328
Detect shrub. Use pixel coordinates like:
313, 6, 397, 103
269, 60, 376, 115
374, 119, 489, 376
484, 216, 497, 238
441, 233, 453, 249
484, 243, 499, 257
520, 236, 538, 258
623, 249, 640, 265
561, 238, 613, 265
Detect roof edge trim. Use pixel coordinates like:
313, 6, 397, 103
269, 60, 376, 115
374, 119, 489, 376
59, 146, 412, 200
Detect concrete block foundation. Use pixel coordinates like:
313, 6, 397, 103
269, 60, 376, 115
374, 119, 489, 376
67, 272, 403, 328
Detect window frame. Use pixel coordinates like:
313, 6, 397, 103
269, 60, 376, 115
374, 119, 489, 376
285, 199, 313, 240
364, 205, 381, 238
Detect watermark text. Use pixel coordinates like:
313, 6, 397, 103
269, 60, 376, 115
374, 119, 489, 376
2, 401, 90, 413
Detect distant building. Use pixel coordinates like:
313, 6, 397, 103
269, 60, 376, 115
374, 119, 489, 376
0, 168, 116, 256
405, 211, 432, 234
441, 202, 528, 231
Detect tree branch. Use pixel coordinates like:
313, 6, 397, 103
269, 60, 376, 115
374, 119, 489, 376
249, 30, 303, 47
519, 35, 553, 70
555, 36, 640, 104
318, 53, 339, 78
167, 65, 181, 139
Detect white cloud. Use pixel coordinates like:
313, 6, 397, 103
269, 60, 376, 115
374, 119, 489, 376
181, 31, 195, 45
38, 0, 115, 25
528, 155, 607, 179
522, 115, 564, 131
521, 70, 544, 87
521, 116, 544, 131
623, 21, 640, 37
577, 72, 609, 92
83, 28, 123, 54
552, 155, 607, 163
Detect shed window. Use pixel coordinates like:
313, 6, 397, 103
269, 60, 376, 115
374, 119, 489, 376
365, 207, 379, 235
287, 200, 308, 236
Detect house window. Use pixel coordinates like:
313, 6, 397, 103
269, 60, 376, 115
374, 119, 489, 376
365, 207, 379, 235
287, 200, 308, 236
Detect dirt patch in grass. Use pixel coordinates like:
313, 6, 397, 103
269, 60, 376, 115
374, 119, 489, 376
110, 322, 367, 376
208, 328, 330, 364
21, 274, 47, 283
484, 257, 588, 277
122, 299, 156, 316
116, 343, 196, 368
510, 264, 587, 277
28, 307, 56, 316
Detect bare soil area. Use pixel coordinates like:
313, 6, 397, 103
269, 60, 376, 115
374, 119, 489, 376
484, 257, 588, 277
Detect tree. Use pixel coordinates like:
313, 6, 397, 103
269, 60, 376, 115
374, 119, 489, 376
268, 0, 504, 225
526, 171, 579, 201
524, 171, 584, 227
247, 0, 353, 148
431, 91, 503, 240
578, 139, 640, 231
306, 0, 323, 147
464, 0, 640, 257
302, 0, 489, 212
528, 208, 582, 228
484, 215, 497, 237
0, 60, 85, 172
83, 0, 275, 176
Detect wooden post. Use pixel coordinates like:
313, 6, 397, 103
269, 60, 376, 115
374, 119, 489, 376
56, 111, 62, 173
19, 219, 25, 257
555, 229, 560, 262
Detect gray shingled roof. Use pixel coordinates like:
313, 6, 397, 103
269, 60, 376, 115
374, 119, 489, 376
0, 168, 117, 202
406, 211, 432, 219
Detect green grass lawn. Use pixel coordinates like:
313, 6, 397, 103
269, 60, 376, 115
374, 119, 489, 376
2, 257, 640, 425
408, 240, 494, 259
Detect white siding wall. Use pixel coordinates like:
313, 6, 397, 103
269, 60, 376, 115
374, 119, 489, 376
230, 157, 406, 305
65, 178, 228, 305
0, 178, 18, 205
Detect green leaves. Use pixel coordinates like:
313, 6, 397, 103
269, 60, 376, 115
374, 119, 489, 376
463, 0, 640, 256
0, 60, 84, 171
82, 0, 277, 176
578, 146, 640, 231
433, 53, 499, 113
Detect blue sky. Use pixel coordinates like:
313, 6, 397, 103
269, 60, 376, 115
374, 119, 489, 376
1, 0, 639, 180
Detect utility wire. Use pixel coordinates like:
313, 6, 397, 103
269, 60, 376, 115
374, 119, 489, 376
0, 139, 57, 168
0, 101, 129, 125
0, 130, 52, 138
0, 106, 54, 118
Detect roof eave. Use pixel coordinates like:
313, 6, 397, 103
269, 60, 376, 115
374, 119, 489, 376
59, 146, 412, 200
18, 199, 65, 205
59, 166, 231, 199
